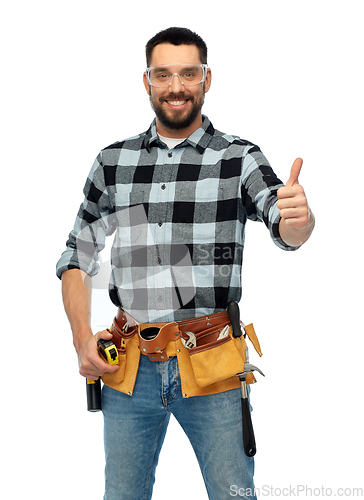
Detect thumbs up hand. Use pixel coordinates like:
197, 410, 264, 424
277, 158, 314, 246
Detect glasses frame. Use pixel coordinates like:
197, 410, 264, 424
145, 63, 208, 88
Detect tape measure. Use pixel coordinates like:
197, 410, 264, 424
97, 339, 119, 366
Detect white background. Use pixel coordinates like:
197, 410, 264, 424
2, 0, 363, 498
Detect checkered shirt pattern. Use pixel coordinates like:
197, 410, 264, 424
56, 116, 298, 323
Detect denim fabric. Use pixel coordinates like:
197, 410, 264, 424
102, 354, 256, 500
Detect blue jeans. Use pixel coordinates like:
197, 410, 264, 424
102, 354, 256, 500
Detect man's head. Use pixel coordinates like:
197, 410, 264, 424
143, 27, 211, 138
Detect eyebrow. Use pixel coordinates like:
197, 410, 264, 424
151, 64, 200, 71
151, 66, 170, 72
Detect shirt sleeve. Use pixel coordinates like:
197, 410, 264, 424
240, 144, 300, 251
56, 153, 114, 279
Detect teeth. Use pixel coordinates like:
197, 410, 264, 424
167, 100, 186, 106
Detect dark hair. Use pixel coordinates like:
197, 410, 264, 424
146, 27, 208, 66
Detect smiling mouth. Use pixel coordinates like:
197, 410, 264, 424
166, 99, 189, 109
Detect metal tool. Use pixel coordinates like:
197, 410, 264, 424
181, 331, 197, 349
227, 301, 265, 457
235, 363, 265, 457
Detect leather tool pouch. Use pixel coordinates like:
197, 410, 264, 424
138, 322, 180, 361
187, 324, 245, 388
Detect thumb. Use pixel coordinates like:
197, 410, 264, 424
96, 329, 113, 342
287, 158, 303, 186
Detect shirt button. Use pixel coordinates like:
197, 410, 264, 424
161, 184, 166, 190
158, 221, 163, 227
168, 152, 173, 158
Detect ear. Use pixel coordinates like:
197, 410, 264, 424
143, 72, 151, 95
204, 68, 212, 93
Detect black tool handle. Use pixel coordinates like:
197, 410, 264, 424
86, 378, 102, 412
241, 397, 256, 457
227, 300, 242, 338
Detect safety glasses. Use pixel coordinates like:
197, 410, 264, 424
145, 63, 208, 88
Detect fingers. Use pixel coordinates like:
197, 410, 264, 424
79, 330, 119, 380
81, 356, 119, 380
278, 207, 309, 228
277, 184, 306, 207
95, 329, 113, 342
277, 186, 309, 228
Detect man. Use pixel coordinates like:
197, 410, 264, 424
57, 27, 314, 500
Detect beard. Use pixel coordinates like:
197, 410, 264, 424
149, 86, 205, 131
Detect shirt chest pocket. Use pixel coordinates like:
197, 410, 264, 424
114, 187, 149, 242
172, 185, 224, 226
115, 186, 147, 207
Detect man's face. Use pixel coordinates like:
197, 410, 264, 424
143, 43, 211, 137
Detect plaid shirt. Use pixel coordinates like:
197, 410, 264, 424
56, 116, 298, 323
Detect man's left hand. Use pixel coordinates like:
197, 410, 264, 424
277, 158, 314, 246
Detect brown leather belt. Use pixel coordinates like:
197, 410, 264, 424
110, 309, 230, 361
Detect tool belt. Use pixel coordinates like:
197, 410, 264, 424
101, 309, 262, 398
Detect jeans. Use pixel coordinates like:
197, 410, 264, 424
102, 354, 256, 500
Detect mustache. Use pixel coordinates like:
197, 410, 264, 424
162, 92, 193, 101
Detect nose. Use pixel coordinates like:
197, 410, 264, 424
169, 73, 185, 93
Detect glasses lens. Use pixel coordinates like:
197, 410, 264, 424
148, 65, 205, 87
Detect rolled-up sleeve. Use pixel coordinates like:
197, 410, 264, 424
56, 153, 113, 279
241, 145, 300, 251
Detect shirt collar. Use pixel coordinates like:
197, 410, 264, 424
143, 115, 215, 154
